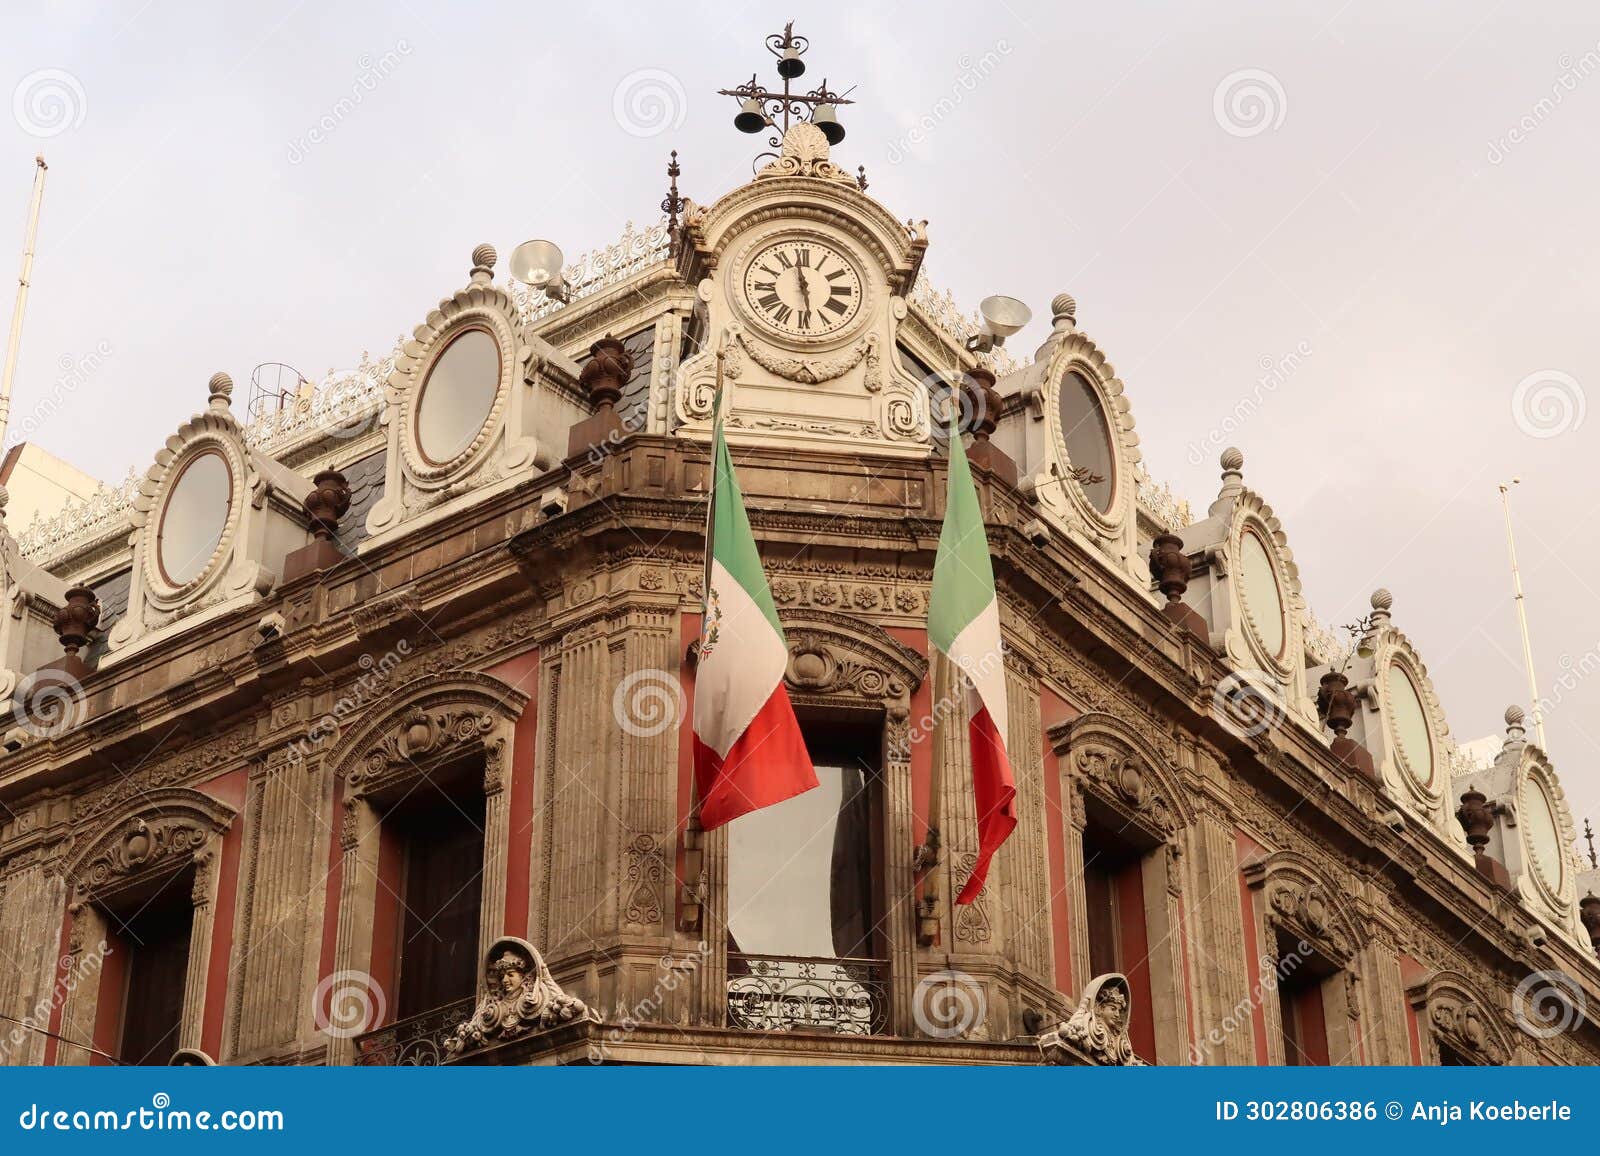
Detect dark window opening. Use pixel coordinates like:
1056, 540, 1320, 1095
388, 767, 486, 1021
1078, 805, 1158, 1061
110, 866, 196, 1066
725, 713, 887, 1035
1275, 930, 1333, 1066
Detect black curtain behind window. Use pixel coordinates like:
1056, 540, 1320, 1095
828, 764, 874, 958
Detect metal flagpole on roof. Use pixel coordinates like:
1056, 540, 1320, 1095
1498, 479, 1547, 750
0, 155, 48, 449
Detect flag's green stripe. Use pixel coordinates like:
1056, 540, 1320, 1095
929, 430, 995, 652
711, 416, 785, 640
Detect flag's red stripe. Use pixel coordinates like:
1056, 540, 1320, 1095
956, 704, 1017, 905
693, 683, 817, 831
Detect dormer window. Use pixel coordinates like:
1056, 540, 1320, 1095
1384, 662, 1435, 791
1058, 371, 1115, 514
1238, 527, 1285, 659
156, 450, 231, 586
415, 327, 501, 466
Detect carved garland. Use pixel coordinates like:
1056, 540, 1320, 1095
65, 787, 237, 904
1062, 712, 1194, 848
1243, 850, 1365, 968
1407, 971, 1511, 1065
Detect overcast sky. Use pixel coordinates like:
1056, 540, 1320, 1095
4, 2, 1599, 839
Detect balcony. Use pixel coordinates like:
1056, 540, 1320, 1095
726, 954, 889, 1036
355, 997, 475, 1066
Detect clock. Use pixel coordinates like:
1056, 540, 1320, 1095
741, 239, 863, 339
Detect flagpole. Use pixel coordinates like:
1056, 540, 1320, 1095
914, 387, 961, 886
0, 156, 48, 448
678, 337, 729, 935
686, 334, 729, 846
1498, 479, 1546, 749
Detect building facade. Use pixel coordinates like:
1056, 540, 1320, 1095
0, 119, 1598, 1069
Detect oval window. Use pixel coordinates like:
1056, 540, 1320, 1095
1057, 372, 1116, 514
158, 451, 231, 586
416, 328, 500, 464
1525, 781, 1565, 891
1386, 663, 1434, 788
1238, 529, 1285, 658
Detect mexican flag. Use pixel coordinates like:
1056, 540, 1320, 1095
692, 403, 817, 831
930, 423, 1017, 904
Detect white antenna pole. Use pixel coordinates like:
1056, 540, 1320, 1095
0, 155, 49, 449
1498, 479, 1546, 749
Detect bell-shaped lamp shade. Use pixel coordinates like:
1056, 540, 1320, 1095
977, 295, 1033, 340
777, 47, 805, 79
812, 103, 845, 145
735, 98, 768, 134
510, 239, 566, 294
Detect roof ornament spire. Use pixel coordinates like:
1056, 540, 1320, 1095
207, 371, 233, 414
717, 22, 856, 175
1585, 817, 1597, 870
1208, 447, 1245, 516
1502, 703, 1528, 759
661, 150, 684, 257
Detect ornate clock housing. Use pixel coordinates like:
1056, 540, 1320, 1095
673, 123, 929, 458
739, 237, 863, 340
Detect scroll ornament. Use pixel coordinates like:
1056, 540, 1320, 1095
1038, 973, 1146, 1066
443, 937, 597, 1058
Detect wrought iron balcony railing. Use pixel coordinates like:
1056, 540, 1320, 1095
354, 996, 475, 1066
726, 954, 889, 1036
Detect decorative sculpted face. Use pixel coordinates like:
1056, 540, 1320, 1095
1099, 985, 1128, 1030
489, 951, 529, 997
742, 238, 862, 338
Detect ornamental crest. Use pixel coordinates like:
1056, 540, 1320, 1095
1038, 973, 1145, 1066
443, 937, 597, 1059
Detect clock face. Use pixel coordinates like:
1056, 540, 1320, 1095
741, 239, 863, 338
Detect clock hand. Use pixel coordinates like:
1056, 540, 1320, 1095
797, 267, 813, 312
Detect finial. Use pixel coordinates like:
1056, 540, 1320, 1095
1505, 703, 1525, 728
304, 470, 352, 544
1585, 818, 1596, 870
857, 164, 868, 191
208, 372, 234, 412
1051, 293, 1077, 326
1370, 588, 1393, 612
52, 587, 100, 659
578, 335, 633, 413
1206, 448, 1246, 518
661, 150, 685, 257
470, 243, 497, 283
